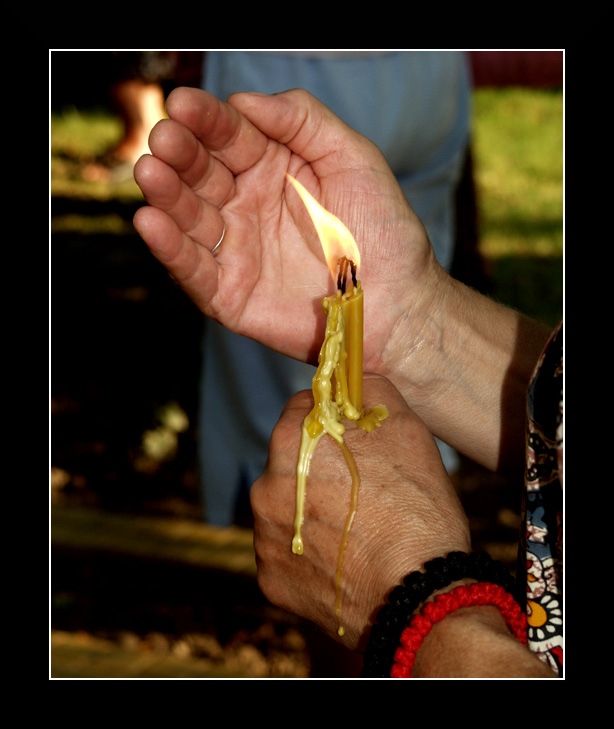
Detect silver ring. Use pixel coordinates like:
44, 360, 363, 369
211, 225, 225, 256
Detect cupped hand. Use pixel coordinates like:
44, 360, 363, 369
133, 87, 434, 368
250, 375, 471, 650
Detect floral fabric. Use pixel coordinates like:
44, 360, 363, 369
519, 321, 563, 676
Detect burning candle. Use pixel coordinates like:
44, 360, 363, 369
286, 176, 364, 419
339, 256, 363, 414
286, 176, 388, 636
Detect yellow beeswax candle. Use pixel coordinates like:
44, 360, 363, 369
343, 281, 363, 415
293, 276, 387, 637
285, 174, 388, 636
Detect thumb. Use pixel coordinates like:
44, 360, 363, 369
228, 89, 378, 169
362, 373, 411, 418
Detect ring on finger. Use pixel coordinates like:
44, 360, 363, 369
212, 225, 226, 256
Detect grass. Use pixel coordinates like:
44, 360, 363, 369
472, 87, 563, 258
50, 87, 564, 326
470, 87, 563, 326
50, 107, 143, 202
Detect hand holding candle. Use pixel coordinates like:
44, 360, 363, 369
287, 176, 388, 636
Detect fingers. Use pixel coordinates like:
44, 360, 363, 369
164, 86, 375, 180
228, 88, 381, 175
147, 117, 235, 209
134, 86, 274, 262
134, 150, 225, 257
131, 202, 215, 303
165, 87, 269, 176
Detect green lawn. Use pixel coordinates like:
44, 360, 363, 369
473, 88, 563, 257
51, 86, 564, 327
471, 88, 563, 327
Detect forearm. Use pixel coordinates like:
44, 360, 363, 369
383, 264, 550, 476
413, 604, 556, 678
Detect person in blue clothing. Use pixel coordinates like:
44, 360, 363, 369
197, 51, 472, 526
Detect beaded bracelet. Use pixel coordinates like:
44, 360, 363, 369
390, 581, 527, 677
361, 551, 518, 678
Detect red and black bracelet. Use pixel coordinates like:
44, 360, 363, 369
361, 551, 520, 678
391, 581, 527, 677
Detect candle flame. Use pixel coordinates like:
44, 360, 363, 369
286, 175, 360, 281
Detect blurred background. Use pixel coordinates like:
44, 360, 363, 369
50, 50, 563, 678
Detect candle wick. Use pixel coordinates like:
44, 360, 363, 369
337, 257, 346, 295
350, 259, 357, 289
337, 256, 356, 295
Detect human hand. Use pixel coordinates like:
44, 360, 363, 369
133, 87, 436, 368
250, 375, 471, 650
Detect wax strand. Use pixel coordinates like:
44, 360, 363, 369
294, 254, 387, 640
334, 437, 361, 637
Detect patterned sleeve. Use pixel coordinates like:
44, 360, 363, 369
519, 320, 563, 676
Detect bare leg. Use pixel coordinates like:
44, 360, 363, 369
83, 79, 166, 182
109, 79, 166, 163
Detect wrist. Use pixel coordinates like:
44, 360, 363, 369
411, 602, 554, 678
392, 581, 527, 678
362, 551, 518, 678
380, 259, 449, 401
383, 267, 550, 473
